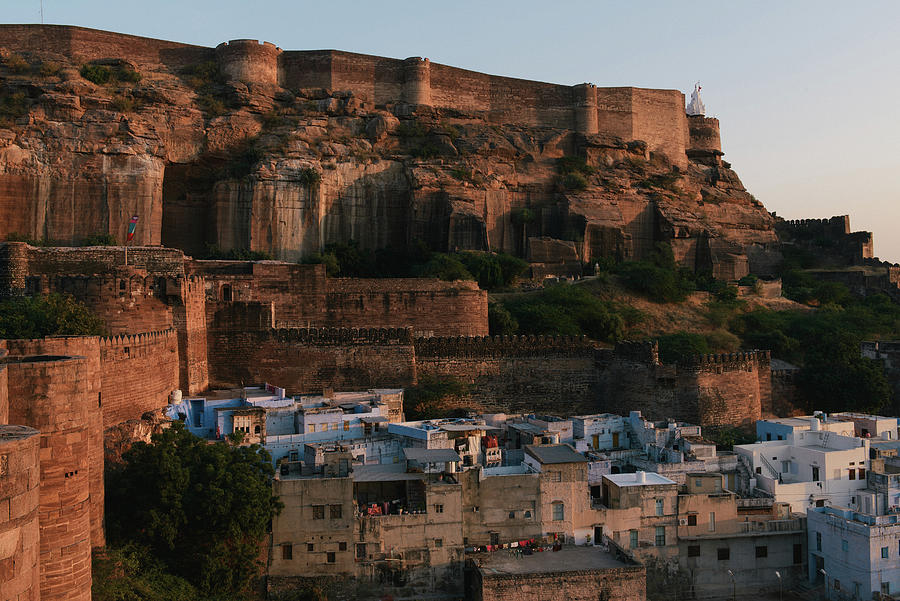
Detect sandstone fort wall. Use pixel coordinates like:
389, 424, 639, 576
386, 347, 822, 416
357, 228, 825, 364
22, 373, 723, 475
3, 337, 105, 549
1, 26, 693, 165
98, 330, 180, 427
6, 355, 94, 601
0, 425, 41, 601
0, 24, 214, 69
207, 323, 417, 393
598, 342, 771, 426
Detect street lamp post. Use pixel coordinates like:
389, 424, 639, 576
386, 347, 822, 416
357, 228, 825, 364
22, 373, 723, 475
775, 571, 783, 601
728, 569, 736, 601
820, 568, 829, 600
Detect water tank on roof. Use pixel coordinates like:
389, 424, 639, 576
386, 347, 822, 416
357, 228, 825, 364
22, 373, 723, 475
636, 471, 646, 483
169, 389, 183, 405
810, 416, 821, 431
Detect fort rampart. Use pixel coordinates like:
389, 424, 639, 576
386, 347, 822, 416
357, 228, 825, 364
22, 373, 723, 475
598, 342, 772, 426
0, 425, 41, 601
3, 337, 105, 549
0, 25, 694, 166
5, 354, 94, 601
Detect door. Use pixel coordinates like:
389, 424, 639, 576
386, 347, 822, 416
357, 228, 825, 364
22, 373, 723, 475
612, 433, 620, 448
592, 434, 599, 449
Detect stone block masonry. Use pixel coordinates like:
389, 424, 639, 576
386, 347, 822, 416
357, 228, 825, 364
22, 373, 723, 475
599, 342, 772, 426
0, 425, 41, 601
6, 355, 94, 601
207, 319, 417, 392
4, 337, 105, 549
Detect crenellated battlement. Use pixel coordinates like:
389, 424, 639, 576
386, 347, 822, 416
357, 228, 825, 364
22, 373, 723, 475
270, 327, 414, 345
216, 38, 282, 85
679, 349, 771, 371
99, 328, 178, 349
414, 334, 595, 358
779, 216, 850, 233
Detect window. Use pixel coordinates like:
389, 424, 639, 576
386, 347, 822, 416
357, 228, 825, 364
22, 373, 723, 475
816, 532, 822, 552
688, 545, 700, 557
343, 421, 350, 431
708, 512, 716, 532
282, 544, 293, 560
330, 504, 342, 519
882, 546, 889, 559
766, 433, 772, 441
687, 514, 697, 526
552, 502, 565, 521
524, 510, 532, 519
313, 505, 325, 519
629, 530, 638, 549
307, 425, 315, 433
307, 543, 314, 552
655, 498, 664, 516
793, 543, 802, 564
655, 526, 666, 547
338, 542, 347, 551
695, 479, 703, 487
756, 545, 768, 558
552, 472, 562, 482
356, 543, 366, 559
834, 580, 841, 591
434, 504, 444, 514
327, 552, 335, 563
577, 469, 586, 481
882, 582, 890, 595
812, 466, 820, 481
508, 511, 516, 519
849, 469, 856, 480
329, 423, 338, 431
842, 539, 849, 552
434, 538, 443, 548
718, 547, 730, 560
859, 468, 866, 480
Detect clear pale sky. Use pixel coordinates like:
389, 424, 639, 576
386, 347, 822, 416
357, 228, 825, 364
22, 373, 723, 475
6, 1, 900, 260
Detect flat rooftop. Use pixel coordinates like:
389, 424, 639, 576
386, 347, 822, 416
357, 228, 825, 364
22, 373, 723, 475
605, 472, 676, 487
525, 444, 587, 464
475, 546, 634, 575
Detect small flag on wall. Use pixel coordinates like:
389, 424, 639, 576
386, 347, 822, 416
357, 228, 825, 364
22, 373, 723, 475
126, 215, 139, 242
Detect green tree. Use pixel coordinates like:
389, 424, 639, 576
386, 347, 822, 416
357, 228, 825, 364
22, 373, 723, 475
0, 293, 106, 339
92, 545, 199, 601
105, 423, 282, 599
488, 302, 518, 335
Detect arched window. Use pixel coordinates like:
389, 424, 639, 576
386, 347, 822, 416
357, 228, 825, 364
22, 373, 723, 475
221, 284, 232, 302
254, 425, 261, 435
552, 502, 564, 521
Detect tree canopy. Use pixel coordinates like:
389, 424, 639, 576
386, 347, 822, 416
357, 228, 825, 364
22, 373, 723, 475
0, 293, 106, 339
104, 423, 282, 599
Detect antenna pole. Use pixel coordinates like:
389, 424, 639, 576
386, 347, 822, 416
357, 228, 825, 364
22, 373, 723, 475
40, 0, 44, 24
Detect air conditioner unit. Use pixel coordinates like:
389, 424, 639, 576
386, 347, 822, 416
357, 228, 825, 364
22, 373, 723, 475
678, 518, 688, 526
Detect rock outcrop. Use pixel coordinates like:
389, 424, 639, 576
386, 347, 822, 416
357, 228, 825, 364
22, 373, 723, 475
0, 25, 779, 278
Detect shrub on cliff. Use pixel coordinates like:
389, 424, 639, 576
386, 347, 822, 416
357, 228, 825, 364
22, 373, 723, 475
0, 293, 106, 339
80, 62, 142, 86
93, 546, 198, 601
405, 375, 472, 420
502, 283, 625, 342
82, 232, 118, 246
105, 422, 282, 599
3, 53, 30, 74
0, 91, 28, 127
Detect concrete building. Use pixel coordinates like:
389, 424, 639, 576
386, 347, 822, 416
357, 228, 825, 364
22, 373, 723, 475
757, 414, 856, 442
601, 471, 679, 559
676, 473, 807, 597
808, 506, 900, 600
465, 545, 646, 601
736, 428, 870, 513
166, 385, 402, 463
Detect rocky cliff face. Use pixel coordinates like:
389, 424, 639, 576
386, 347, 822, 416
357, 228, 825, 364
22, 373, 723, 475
0, 32, 778, 278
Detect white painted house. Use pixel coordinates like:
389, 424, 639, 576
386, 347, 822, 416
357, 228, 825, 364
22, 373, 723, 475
736, 427, 870, 514
808, 506, 900, 599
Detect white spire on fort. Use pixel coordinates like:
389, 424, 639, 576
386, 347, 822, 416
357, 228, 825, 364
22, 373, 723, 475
686, 82, 705, 116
